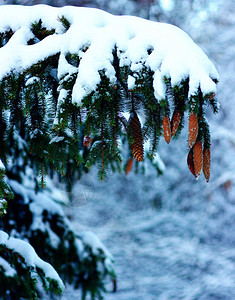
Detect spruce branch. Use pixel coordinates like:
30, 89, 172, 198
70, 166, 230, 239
0, 5, 219, 184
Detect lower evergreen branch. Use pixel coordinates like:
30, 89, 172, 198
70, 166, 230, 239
0, 169, 116, 299
0, 230, 65, 298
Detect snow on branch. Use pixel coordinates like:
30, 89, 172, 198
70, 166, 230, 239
0, 5, 219, 181
0, 5, 218, 104
0, 230, 65, 293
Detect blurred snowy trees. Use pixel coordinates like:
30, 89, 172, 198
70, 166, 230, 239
0, 0, 220, 26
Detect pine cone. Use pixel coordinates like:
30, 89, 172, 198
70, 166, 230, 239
163, 115, 171, 144
171, 109, 181, 137
83, 135, 91, 147
188, 112, 198, 148
193, 140, 203, 179
128, 112, 144, 162
126, 157, 133, 175
203, 148, 211, 182
187, 149, 195, 176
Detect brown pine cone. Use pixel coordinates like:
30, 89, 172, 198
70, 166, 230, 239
126, 157, 133, 175
163, 115, 171, 144
188, 112, 198, 148
203, 148, 211, 182
193, 140, 203, 179
128, 112, 144, 162
187, 149, 195, 176
171, 109, 181, 137
83, 135, 92, 147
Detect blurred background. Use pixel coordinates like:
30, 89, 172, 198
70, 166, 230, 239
1, 0, 235, 299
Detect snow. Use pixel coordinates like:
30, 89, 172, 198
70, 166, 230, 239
153, 69, 166, 101
49, 136, 65, 144
160, 0, 174, 11
7, 178, 30, 204
152, 152, 166, 173
0, 159, 5, 170
0, 257, 16, 277
0, 230, 65, 290
127, 75, 135, 90
78, 231, 113, 260
0, 5, 218, 107
6, 167, 68, 236
25, 76, 40, 86
58, 53, 77, 79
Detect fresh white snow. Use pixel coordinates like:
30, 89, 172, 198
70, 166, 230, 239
0, 159, 5, 170
49, 136, 65, 144
0, 230, 65, 290
0, 5, 218, 108
0, 257, 16, 277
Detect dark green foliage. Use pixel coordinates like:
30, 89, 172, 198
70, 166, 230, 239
31, 19, 55, 42
0, 29, 14, 48
58, 15, 71, 32
138, 68, 162, 157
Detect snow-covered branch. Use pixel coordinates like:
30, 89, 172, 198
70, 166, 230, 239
0, 5, 218, 104
0, 230, 65, 294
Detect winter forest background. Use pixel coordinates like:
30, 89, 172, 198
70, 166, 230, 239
1, 0, 235, 299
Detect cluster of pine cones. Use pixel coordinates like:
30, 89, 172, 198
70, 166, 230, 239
127, 110, 210, 182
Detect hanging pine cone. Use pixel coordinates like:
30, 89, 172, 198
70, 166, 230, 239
128, 112, 144, 162
187, 149, 195, 176
193, 140, 203, 179
126, 157, 133, 175
188, 112, 198, 148
203, 148, 211, 182
163, 115, 171, 144
83, 135, 92, 147
171, 109, 181, 137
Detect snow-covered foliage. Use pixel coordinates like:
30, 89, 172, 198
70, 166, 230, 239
0, 5, 218, 106
0, 230, 65, 291
0, 4, 220, 184
0, 199, 7, 216
0, 164, 115, 298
